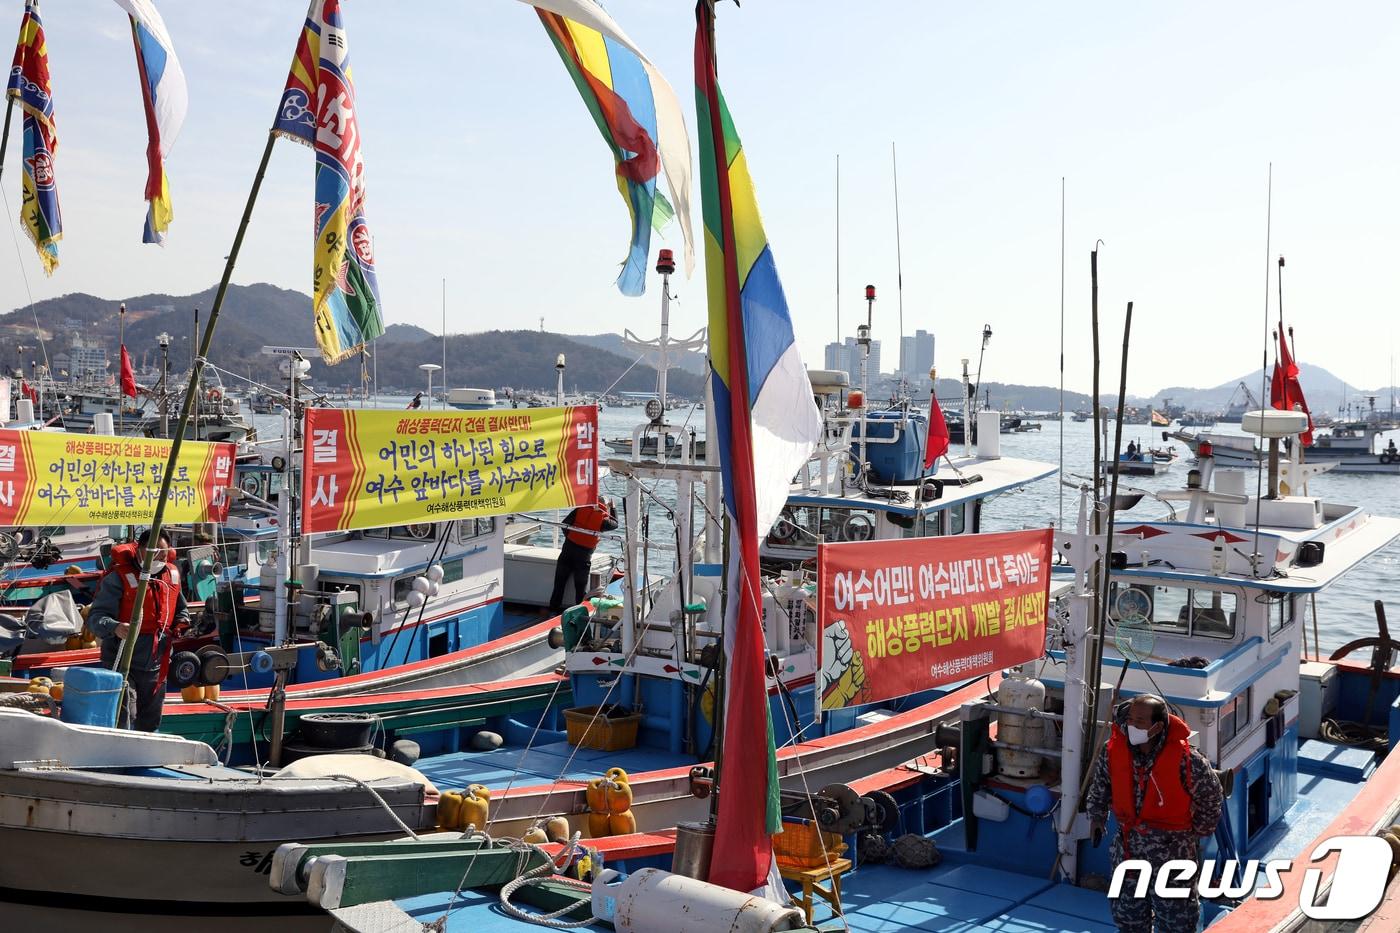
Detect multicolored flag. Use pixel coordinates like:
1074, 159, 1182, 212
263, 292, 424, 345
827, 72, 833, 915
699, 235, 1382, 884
6, 0, 60, 275
113, 0, 186, 245
530, 0, 694, 296
272, 0, 383, 365
695, 0, 822, 895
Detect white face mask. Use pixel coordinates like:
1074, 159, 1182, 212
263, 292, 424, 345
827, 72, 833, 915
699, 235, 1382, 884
1127, 724, 1154, 745
148, 561, 166, 574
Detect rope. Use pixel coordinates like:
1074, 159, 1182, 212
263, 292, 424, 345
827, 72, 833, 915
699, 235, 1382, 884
1320, 718, 1388, 752
0, 691, 55, 713
497, 832, 594, 928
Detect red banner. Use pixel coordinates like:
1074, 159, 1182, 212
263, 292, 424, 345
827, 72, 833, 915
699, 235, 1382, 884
817, 528, 1053, 710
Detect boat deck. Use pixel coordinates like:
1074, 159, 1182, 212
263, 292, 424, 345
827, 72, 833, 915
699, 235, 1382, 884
806, 744, 1372, 932
415, 739, 693, 788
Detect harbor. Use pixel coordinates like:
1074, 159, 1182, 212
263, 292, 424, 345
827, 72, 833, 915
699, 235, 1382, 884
2, 2, 1400, 933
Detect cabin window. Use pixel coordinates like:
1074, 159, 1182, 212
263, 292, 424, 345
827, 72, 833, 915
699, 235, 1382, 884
899, 512, 940, 539
947, 503, 966, 535
392, 576, 414, 605
1268, 594, 1294, 637
1219, 688, 1251, 750
367, 524, 435, 542
1109, 584, 1238, 639
476, 516, 496, 537
442, 559, 465, 584
972, 501, 982, 533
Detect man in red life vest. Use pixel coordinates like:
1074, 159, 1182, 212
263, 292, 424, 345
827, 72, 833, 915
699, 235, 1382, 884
88, 530, 189, 731
548, 498, 617, 615
1086, 694, 1223, 933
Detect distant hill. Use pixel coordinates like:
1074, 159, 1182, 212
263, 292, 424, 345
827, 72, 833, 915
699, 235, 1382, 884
2, 284, 1385, 410
0, 285, 702, 397
378, 323, 435, 344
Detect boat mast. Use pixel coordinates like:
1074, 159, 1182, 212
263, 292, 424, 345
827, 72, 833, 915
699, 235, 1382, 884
892, 142, 905, 399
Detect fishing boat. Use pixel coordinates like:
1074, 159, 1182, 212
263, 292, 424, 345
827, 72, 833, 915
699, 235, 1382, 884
1169, 421, 1400, 475
1100, 445, 1160, 476
268, 408, 1400, 933
446, 387, 497, 410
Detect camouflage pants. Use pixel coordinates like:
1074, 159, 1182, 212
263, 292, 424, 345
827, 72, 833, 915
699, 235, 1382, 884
1108, 829, 1201, 933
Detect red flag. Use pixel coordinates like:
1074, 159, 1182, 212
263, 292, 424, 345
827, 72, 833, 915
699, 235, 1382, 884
119, 345, 138, 398
20, 380, 37, 404
1273, 326, 1313, 446
924, 392, 949, 470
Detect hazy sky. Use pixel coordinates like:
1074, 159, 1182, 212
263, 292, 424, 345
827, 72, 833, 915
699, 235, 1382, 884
3, 1, 1398, 396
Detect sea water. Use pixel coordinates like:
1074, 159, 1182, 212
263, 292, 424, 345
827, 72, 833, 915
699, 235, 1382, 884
255, 401, 1400, 654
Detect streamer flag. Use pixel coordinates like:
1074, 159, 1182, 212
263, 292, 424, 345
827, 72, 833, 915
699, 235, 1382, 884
532, 0, 695, 296
695, 0, 823, 895
273, 0, 384, 364
7, 0, 61, 274
114, 0, 187, 245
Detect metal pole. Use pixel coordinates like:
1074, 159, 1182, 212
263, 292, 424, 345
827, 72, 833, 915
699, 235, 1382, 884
441, 278, 447, 397
892, 143, 905, 389
0, 96, 14, 189
118, 303, 126, 435
1058, 178, 1065, 528
659, 267, 672, 414
112, 132, 279, 712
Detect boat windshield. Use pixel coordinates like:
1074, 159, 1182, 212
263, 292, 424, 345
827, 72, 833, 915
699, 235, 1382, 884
1108, 582, 1238, 640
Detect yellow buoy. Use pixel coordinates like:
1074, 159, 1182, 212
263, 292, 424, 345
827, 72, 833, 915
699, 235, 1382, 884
203, 684, 220, 702
605, 777, 633, 813
585, 777, 607, 813
587, 811, 612, 838
522, 825, 549, 844
438, 791, 464, 830
180, 686, 204, 703
545, 816, 571, 843
460, 786, 489, 830
608, 810, 637, 836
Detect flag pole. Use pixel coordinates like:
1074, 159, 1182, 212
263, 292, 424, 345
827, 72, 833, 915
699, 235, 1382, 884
0, 95, 14, 188
112, 130, 279, 711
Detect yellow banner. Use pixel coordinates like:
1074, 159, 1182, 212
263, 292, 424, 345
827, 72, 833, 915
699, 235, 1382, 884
0, 430, 235, 527
300, 406, 600, 533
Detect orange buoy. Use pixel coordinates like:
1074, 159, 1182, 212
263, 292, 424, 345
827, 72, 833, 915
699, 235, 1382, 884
608, 810, 637, 836
587, 811, 612, 838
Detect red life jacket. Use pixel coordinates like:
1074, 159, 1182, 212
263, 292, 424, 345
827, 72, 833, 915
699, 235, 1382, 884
108, 542, 182, 637
1107, 712, 1195, 848
566, 505, 610, 549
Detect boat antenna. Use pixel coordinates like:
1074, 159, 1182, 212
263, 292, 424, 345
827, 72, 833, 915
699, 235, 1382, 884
1251, 165, 1272, 575
835, 153, 841, 346
1058, 178, 1065, 528
1090, 242, 1103, 523
441, 277, 448, 396
892, 142, 906, 396
1083, 299, 1134, 793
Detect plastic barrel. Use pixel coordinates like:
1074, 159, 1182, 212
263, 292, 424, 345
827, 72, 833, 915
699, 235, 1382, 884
59, 667, 124, 727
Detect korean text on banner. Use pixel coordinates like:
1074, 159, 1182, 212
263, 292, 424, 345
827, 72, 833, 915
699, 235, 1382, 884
818, 527, 1053, 710
301, 407, 600, 534
0, 430, 234, 526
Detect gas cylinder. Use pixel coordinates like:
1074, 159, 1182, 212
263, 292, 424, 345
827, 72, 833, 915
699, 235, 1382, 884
592, 868, 807, 932
995, 673, 1047, 778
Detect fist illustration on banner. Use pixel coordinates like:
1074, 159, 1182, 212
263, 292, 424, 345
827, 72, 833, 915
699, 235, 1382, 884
821, 619, 868, 709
